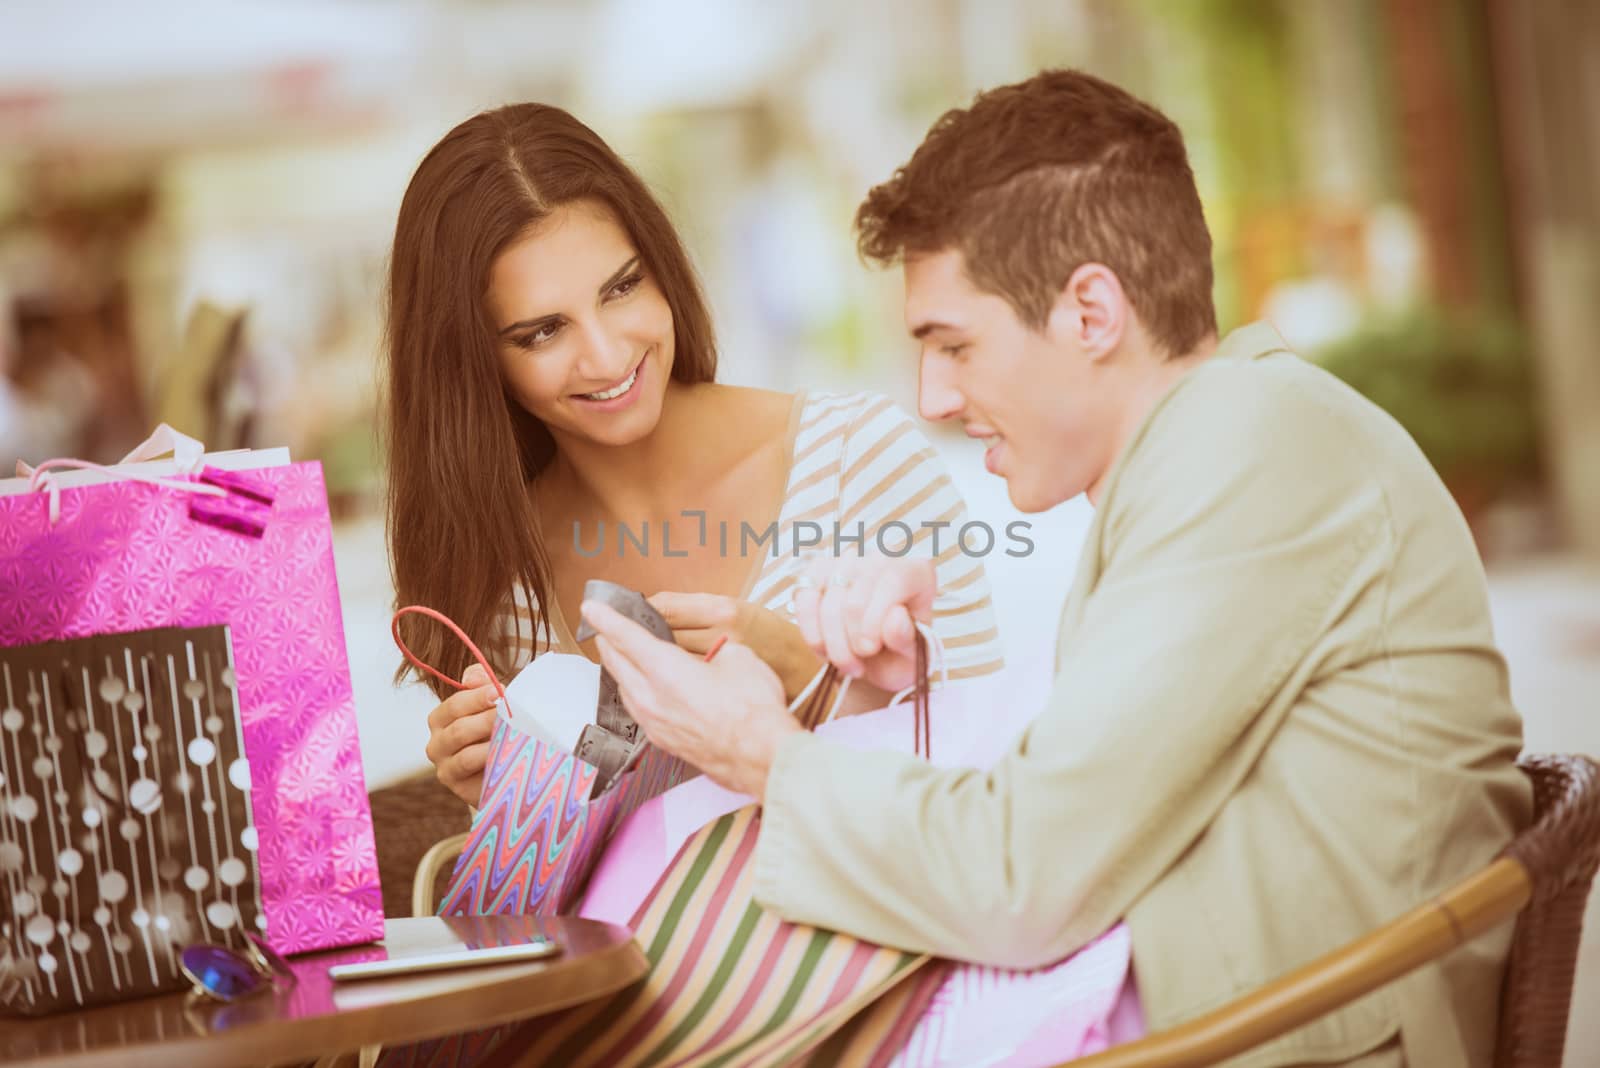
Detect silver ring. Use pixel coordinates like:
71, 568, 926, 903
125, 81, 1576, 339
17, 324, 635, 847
827, 573, 853, 591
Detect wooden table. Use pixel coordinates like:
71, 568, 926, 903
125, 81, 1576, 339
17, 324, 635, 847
0, 915, 647, 1068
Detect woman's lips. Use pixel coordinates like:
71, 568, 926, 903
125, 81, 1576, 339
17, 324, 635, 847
571, 350, 648, 411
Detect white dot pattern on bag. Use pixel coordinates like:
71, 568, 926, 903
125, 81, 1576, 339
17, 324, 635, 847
0, 629, 264, 1011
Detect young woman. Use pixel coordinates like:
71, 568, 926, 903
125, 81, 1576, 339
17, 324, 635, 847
383, 103, 1004, 807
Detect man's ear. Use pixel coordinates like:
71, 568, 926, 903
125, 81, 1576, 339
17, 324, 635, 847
1045, 263, 1127, 362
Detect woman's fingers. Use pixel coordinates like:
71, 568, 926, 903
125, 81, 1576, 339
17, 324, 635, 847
449, 741, 491, 779
426, 664, 500, 805
427, 691, 494, 752
449, 777, 484, 808
443, 707, 496, 754
428, 682, 497, 730
667, 627, 717, 655
648, 591, 735, 629
439, 742, 490, 806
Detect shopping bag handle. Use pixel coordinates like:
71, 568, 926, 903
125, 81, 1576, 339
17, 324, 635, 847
118, 423, 207, 469
22, 458, 226, 524
391, 605, 511, 715
792, 625, 936, 759
14, 424, 206, 482
887, 621, 947, 706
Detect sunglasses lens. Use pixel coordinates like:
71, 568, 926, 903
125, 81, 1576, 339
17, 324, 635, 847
180, 945, 263, 1001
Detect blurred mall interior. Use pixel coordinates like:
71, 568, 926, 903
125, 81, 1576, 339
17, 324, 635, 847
1, 0, 1597, 1060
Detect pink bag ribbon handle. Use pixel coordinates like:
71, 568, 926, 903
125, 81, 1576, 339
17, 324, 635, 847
391, 605, 511, 716
23, 458, 226, 525
116, 423, 207, 470
14, 424, 206, 481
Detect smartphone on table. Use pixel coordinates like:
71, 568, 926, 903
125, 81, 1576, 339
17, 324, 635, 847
328, 917, 563, 982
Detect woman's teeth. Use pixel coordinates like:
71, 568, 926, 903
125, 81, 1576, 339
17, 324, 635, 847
581, 368, 637, 401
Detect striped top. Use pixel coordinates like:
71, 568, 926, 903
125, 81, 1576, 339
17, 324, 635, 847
500, 390, 1004, 682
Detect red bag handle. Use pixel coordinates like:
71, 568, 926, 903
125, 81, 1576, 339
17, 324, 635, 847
390, 605, 510, 711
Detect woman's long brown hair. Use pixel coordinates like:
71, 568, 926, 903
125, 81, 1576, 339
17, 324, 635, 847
384, 104, 718, 696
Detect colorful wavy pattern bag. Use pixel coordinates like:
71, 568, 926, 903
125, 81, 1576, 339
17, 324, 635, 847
438, 720, 691, 917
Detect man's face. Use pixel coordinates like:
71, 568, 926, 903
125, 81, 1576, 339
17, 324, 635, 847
903, 250, 1122, 512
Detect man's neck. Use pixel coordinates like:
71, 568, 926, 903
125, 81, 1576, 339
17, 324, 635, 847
1086, 334, 1218, 506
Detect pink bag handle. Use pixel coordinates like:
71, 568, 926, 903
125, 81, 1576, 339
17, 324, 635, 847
23, 458, 225, 524
117, 423, 207, 469
14, 423, 205, 481
391, 605, 510, 714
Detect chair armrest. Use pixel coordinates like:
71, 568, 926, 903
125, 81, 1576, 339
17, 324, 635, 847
411, 831, 471, 917
1065, 857, 1531, 1068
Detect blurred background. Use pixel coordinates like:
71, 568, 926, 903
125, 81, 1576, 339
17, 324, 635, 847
1, 0, 1596, 1058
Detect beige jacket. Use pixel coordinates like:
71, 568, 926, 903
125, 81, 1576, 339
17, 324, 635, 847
753, 322, 1530, 1067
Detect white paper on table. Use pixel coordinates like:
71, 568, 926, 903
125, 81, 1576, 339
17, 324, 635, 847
499, 651, 603, 754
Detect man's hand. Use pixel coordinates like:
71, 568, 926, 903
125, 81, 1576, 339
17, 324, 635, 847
791, 556, 937, 692
648, 592, 823, 701
581, 600, 801, 798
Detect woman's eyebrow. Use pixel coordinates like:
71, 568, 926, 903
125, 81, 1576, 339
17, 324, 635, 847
599, 255, 642, 293
497, 255, 642, 337
499, 312, 559, 338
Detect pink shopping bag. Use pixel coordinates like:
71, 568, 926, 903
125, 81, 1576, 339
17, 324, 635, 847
0, 446, 383, 956
579, 659, 1144, 1067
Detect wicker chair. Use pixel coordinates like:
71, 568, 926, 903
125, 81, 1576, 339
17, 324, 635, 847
1069, 754, 1600, 1068
366, 771, 471, 919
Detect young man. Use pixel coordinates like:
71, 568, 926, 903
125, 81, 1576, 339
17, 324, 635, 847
581, 69, 1529, 1066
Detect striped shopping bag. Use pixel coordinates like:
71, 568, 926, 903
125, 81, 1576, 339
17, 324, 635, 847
481, 805, 947, 1068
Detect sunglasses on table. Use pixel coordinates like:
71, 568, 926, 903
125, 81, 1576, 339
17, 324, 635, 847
179, 933, 296, 1003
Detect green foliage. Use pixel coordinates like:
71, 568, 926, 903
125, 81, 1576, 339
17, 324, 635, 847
1313, 311, 1541, 500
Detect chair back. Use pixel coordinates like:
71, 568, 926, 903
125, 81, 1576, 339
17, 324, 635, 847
1495, 754, 1600, 1068
368, 772, 471, 918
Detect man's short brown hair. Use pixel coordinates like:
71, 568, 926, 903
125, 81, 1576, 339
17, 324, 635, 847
856, 69, 1217, 357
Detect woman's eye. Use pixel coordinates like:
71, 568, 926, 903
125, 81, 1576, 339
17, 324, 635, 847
608, 272, 643, 300
515, 322, 562, 349
941, 343, 969, 359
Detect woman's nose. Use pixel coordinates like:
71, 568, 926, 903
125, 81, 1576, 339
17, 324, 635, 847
572, 320, 633, 386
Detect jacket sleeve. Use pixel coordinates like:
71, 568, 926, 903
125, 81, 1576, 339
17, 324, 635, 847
752, 374, 1391, 968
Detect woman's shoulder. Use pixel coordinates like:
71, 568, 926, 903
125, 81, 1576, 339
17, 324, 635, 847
699, 382, 793, 406
700, 383, 918, 435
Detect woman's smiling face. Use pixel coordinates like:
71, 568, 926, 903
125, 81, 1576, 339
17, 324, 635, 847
487, 198, 676, 449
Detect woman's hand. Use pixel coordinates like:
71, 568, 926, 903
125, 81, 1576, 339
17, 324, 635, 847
424, 663, 499, 807
648, 592, 823, 701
